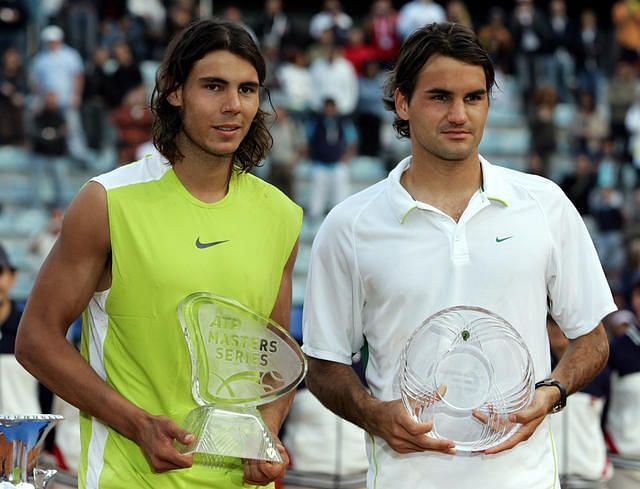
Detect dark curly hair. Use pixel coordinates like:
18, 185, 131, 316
151, 18, 272, 171
383, 22, 495, 139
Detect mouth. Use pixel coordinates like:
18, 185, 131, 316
212, 124, 242, 134
442, 130, 471, 140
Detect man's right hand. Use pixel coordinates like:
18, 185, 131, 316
134, 414, 194, 472
364, 399, 456, 455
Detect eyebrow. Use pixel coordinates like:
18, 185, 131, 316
198, 76, 260, 88
425, 88, 487, 97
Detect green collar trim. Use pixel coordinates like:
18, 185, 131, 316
399, 205, 418, 224
487, 195, 509, 207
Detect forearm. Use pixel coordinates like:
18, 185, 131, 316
306, 358, 379, 434
549, 322, 609, 396
259, 390, 295, 435
16, 325, 150, 443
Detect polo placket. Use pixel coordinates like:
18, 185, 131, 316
450, 191, 490, 264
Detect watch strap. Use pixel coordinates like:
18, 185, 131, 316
534, 378, 567, 413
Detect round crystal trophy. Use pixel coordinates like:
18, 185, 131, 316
0, 415, 62, 488
400, 306, 535, 452
176, 292, 307, 466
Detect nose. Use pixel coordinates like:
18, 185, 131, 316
448, 98, 468, 125
222, 90, 241, 113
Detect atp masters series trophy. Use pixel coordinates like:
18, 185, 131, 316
0, 415, 62, 489
177, 292, 307, 466
400, 306, 535, 452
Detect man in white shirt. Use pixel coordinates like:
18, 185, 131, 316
396, 0, 446, 40
302, 22, 614, 489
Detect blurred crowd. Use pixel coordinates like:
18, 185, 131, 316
3, 0, 640, 486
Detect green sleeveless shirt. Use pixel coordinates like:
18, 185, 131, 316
79, 154, 302, 488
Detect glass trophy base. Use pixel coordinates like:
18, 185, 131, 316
178, 406, 283, 466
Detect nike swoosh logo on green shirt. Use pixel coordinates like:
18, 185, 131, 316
195, 238, 229, 249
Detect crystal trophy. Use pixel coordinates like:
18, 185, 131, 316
176, 292, 307, 466
0, 415, 62, 488
400, 306, 535, 452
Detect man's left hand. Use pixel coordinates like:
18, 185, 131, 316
478, 386, 558, 455
243, 440, 289, 486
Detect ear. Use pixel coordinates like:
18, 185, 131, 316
394, 88, 409, 121
167, 87, 182, 107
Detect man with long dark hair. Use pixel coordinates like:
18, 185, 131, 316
16, 19, 301, 488
302, 22, 613, 488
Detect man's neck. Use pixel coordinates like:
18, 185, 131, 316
400, 154, 483, 221
172, 137, 235, 204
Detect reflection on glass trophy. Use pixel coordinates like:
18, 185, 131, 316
177, 292, 307, 466
0, 415, 62, 488
400, 306, 535, 452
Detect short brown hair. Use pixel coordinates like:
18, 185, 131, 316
383, 22, 495, 139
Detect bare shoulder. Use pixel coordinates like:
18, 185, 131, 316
32, 181, 111, 308
58, 181, 110, 255
20, 182, 112, 337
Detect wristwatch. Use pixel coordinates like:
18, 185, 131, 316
534, 378, 567, 413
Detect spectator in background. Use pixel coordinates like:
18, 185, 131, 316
547, 317, 613, 487
527, 85, 558, 177
606, 299, 640, 489
0, 0, 29, 58
623, 191, 640, 260
254, 0, 296, 53
510, 0, 552, 108
109, 85, 153, 165
267, 104, 306, 199
625, 85, 640, 172
356, 59, 385, 158
276, 47, 314, 119
612, 0, 640, 64
309, 40, 358, 116
597, 138, 634, 193
571, 9, 606, 103
0, 46, 27, 146
28, 207, 64, 269
306, 97, 357, 222
0, 243, 41, 415
82, 46, 112, 152
103, 40, 143, 109
609, 61, 637, 160
127, 0, 166, 60
570, 90, 608, 160
30, 91, 69, 210
526, 152, 546, 177
164, 1, 196, 47
222, 5, 258, 45
446, 0, 472, 29
365, 0, 399, 68
309, 0, 352, 45
59, 0, 98, 61
546, 0, 575, 103
560, 153, 598, 225
477, 7, 513, 74
396, 0, 446, 40
343, 26, 377, 76
31, 25, 91, 168
591, 185, 627, 280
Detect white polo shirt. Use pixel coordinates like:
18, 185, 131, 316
302, 155, 616, 489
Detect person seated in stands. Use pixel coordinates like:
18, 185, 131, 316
0, 242, 41, 414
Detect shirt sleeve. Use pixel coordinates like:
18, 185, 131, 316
545, 185, 617, 339
302, 208, 365, 364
